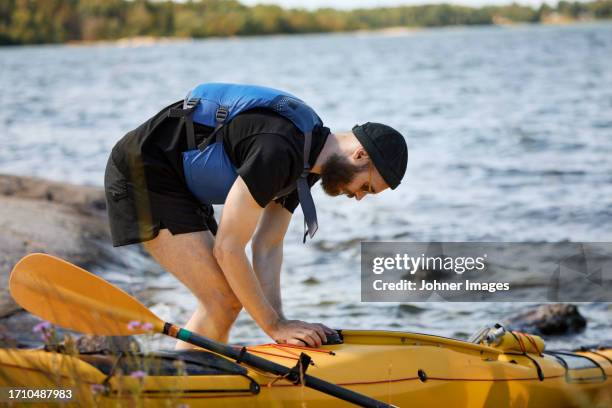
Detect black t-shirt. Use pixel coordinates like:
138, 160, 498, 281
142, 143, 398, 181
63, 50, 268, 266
143, 105, 329, 213
219, 108, 328, 211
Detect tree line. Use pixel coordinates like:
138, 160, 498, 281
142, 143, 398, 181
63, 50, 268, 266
1, 0, 611, 45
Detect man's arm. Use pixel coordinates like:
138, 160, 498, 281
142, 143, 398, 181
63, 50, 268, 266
214, 176, 327, 347
251, 201, 292, 319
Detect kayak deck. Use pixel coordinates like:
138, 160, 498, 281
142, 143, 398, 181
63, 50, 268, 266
0, 330, 610, 407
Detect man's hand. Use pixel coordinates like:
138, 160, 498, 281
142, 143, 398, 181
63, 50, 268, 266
267, 319, 335, 348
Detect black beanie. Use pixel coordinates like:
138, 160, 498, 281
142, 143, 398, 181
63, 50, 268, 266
352, 122, 408, 189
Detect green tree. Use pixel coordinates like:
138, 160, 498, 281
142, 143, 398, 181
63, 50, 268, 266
536, 3, 554, 21
78, 0, 127, 40
125, 0, 155, 36
588, 0, 612, 18
1, 0, 612, 45
154, 1, 175, 36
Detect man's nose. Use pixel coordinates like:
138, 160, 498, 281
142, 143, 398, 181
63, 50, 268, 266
354, 191, 366, 201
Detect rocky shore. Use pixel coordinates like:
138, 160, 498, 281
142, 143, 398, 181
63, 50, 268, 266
0, 174, 156, 347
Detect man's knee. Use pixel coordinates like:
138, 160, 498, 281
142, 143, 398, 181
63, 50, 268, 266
209, 292, 242, 317
226, 299, 243, 318
222, 304, 243, 326
198, 298, 242, 328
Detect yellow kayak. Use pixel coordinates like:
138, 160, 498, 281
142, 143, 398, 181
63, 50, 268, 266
1, 329, 610, 407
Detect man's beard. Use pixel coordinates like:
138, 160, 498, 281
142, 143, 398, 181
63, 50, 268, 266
320, 154, 368, 196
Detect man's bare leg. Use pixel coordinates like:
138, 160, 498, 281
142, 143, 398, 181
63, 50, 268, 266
143, 229, 242, 349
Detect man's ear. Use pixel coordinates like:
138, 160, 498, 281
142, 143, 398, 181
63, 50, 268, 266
353, 147, 370, 161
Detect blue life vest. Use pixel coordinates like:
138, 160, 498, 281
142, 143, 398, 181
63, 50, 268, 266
171, 83, 323, 241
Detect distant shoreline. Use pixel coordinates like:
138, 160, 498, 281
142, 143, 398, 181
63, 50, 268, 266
2, 0, 611, 47
66, 36, 194, 48
46, 20, 608, 49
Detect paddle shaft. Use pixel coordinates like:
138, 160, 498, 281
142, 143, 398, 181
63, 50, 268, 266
164, 323, 392, 408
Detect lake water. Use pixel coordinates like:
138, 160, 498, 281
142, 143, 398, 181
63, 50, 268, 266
1, 23, 611, 348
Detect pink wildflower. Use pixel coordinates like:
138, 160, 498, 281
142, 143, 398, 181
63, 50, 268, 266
90, 384, 105, 395
32, 321, 54, 342
32, 321, 52, 333
130, 370, 146, 380
127, 321, 141, 330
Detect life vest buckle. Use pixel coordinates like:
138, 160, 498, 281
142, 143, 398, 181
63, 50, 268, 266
215, 106, 229, 123
185, 98, 201, 109
168, 98, 200, 118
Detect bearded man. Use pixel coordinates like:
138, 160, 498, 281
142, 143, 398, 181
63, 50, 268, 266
104, 83, 408, 349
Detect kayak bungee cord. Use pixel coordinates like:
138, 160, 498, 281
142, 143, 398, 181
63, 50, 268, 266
244, 343, 335, 362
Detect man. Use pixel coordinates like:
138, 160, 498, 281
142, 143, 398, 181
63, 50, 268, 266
104, 83, 408, 349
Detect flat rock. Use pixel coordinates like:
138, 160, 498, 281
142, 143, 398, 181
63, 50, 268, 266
0, 174, 159, 347
0, 174, 109, 318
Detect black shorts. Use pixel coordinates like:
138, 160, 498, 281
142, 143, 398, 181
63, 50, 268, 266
104, 103, 217, 247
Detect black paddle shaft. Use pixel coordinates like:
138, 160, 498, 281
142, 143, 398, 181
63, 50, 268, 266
167, 324, 393, 408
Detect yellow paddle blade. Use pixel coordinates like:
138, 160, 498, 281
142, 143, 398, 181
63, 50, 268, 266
9, 253, 165, 336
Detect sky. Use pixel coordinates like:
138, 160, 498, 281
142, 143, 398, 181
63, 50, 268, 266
237, 0, 552, 9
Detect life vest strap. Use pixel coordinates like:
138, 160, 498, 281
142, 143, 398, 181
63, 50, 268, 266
298, 131, 318, 242
197, 106, 229, 151
169, 98, 201, 150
